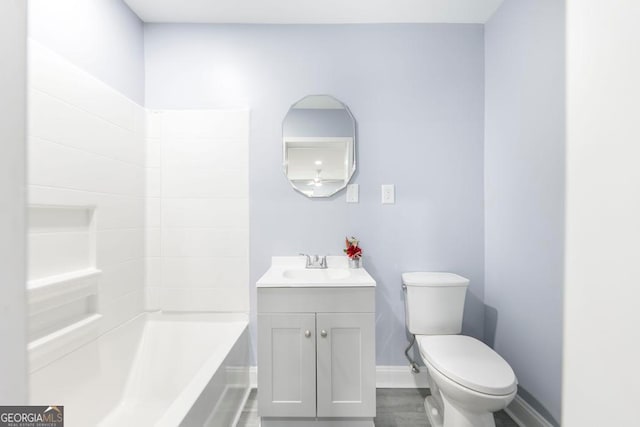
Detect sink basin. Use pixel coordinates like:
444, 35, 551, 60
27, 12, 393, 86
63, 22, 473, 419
282, 268, 351, 281
256, 256, 376, 288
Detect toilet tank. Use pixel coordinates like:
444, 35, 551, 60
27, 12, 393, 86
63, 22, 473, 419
402, 272, 469, 335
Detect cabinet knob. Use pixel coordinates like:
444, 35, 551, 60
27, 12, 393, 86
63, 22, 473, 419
320, 330, 328, 337
304, 330, 311, 338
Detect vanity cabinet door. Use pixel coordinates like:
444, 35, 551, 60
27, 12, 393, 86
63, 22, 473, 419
258, 313, 317, 417
316, 312, 376, 417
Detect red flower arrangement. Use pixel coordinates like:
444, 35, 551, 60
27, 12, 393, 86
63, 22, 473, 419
344, 236, 362, 260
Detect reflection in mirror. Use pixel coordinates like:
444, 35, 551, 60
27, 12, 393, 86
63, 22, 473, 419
283, 95, 356, 197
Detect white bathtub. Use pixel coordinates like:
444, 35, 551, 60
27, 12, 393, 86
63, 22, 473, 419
29, 312, 250, 427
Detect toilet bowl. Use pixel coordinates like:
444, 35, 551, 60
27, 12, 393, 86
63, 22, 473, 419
402, 272, 517, 427
417, 335, 517, 427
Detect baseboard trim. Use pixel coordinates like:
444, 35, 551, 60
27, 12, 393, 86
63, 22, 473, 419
505, 394, 554, 427
250, 366, 553, 427
375, 365, 429, 388
249, 365, 429, 389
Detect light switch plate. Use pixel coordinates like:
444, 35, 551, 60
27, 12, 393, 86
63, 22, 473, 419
346, 184, 359, 203
381, 184, 395, 204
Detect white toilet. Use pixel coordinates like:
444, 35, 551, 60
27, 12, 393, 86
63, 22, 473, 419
402, 272, 517, 427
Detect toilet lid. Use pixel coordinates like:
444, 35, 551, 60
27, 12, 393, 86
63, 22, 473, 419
417, 335, 517, 395
402, 272, 469, 287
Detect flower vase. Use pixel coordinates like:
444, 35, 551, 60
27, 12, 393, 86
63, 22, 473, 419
348, 258, 361, 269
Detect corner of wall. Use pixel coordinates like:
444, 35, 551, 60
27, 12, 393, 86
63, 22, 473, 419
0, 0, 28, 404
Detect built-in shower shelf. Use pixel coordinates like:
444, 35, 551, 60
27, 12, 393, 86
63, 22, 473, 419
29, 313, 103, 372
27, 268, 102, 372
28, 268, 101, 313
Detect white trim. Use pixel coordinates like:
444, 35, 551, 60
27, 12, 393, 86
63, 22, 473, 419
28, 268, 101, 311
28, 313, 103, 372
123, 0, 505, 25
375, 365, 429, 388
250, 365, 429, 390
505, 394, 554, 427
261, 419, 372, 427
230, 386, 252, 427
250, 366, 554, 426
250, 366, 258, 389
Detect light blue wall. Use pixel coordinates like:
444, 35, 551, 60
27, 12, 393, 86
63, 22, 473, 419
28, 0, 145, 104
485, 1, 565, 425
145, 24, 485, 365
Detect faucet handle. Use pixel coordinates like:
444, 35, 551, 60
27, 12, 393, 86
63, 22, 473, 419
299, 253, 311, 267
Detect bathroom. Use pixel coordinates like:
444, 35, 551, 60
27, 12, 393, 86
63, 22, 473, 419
1, 0, 639, 426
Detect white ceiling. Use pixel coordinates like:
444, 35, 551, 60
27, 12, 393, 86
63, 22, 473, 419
123, 0, 505, 24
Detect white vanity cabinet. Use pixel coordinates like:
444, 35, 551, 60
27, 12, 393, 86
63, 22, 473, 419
315, 312, 375, 418
257, 312, 317, 417
257, 257, 376, 427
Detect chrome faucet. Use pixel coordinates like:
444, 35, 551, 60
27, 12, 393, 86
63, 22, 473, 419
299, 253, 327, 269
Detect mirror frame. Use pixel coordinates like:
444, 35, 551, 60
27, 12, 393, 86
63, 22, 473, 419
282, 95, 357, 198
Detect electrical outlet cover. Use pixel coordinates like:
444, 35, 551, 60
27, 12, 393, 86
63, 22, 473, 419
346, 184, 359, 203
382, 184, 395, 204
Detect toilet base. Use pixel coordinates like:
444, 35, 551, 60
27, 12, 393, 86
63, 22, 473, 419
440, 393, 496, 427
424, 392, 497, 427
424, 396, 444, 427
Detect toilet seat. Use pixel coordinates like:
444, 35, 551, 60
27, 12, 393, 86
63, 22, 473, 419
417, 335, 517, 396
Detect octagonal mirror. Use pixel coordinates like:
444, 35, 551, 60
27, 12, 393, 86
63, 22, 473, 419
282, 95, 356, 198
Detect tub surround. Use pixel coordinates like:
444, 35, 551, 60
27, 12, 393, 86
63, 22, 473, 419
26, 41, 252, 424
27, 40, 146, 347
144, 109, 250, 313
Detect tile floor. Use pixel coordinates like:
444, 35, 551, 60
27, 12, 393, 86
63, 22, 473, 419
236, 388, 519, 427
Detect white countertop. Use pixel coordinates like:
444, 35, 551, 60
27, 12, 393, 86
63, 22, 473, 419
257, 256, 376, 288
